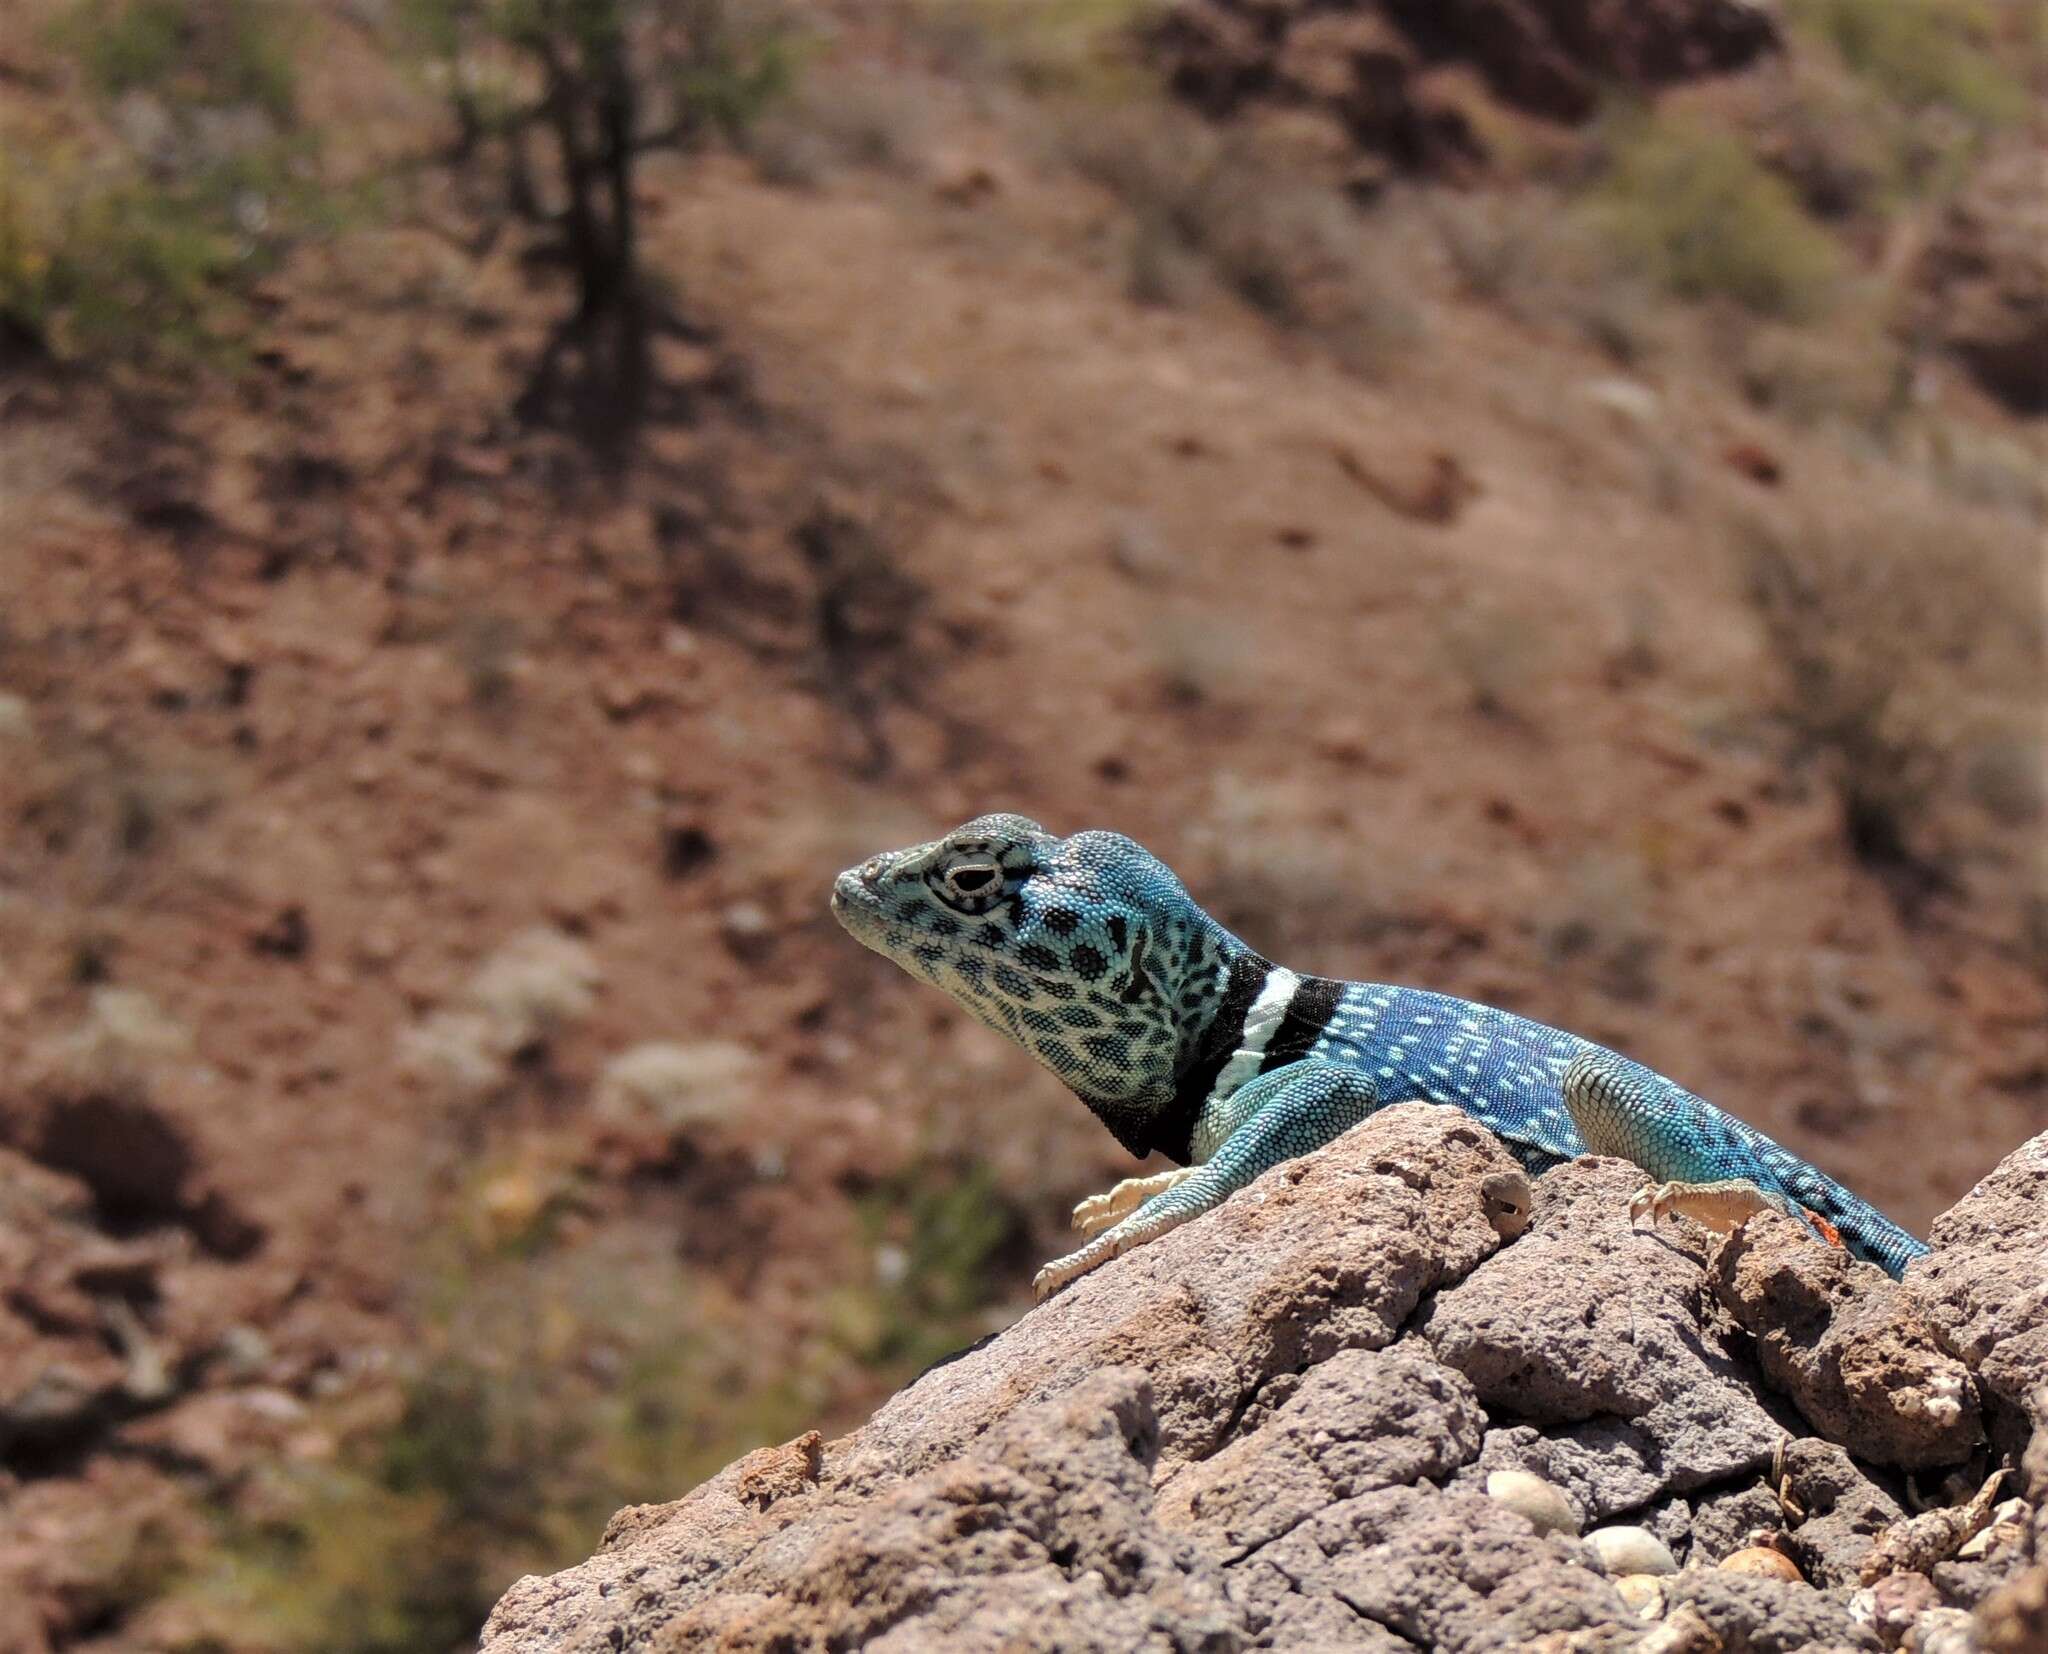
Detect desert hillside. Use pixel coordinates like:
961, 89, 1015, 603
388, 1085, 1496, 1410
0, 2, 2041, 1649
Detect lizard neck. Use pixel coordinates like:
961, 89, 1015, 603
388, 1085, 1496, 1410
1086, 928, 1342, 1166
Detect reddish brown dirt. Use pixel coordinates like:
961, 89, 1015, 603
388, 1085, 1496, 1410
0, 8, 2041, 1650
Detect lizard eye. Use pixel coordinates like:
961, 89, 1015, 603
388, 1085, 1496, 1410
933, 858, 1005, 911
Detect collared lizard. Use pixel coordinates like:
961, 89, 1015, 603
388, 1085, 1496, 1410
832, 814, 1930, 1298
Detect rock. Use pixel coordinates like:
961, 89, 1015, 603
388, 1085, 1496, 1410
1151, 0, 1780, 174
1614, 1573, 1667, 1617
1708, 1209, 1983, 1468
1485, 1467, 1581, 1535
0, 1461, 190, 1652
1772, 1436, 1906, 1590
732, 1429, 822, 1512
1431, 1156, 1782, 1522
477, 1110, 2035, 1653
1479, 1168, 1534, 1239
1637, 1606, 1724, 1654
1157, 1345, 1487, 1558
1662, 1569, 1883, 1651
1906, 1133, 2048, 1457
644, 1371, 1245, 1653
478, 1110, 1589, 1651
1582, 377, 1663, 424
1851, 1570, 1939, 1649
1955, 1497, 2030, 1562
1911, 143, 2048, 414
1903, 1607, 1978, 1654
1975, 1561, 2048, 1654
1226, 1481, 1637, 1649
719, 901, 776, 963
1689, 1481, 1791, 1567
0, 691, 32, 741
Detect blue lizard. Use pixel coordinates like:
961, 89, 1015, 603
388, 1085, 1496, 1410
832, 814, 1930, 1296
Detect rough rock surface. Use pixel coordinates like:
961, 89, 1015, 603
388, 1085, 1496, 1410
1153, 0, 1782, 173
1710, 1210, 1982, 1468
1905, 1132, 2048, 1456
481, 1116, 2048, 1652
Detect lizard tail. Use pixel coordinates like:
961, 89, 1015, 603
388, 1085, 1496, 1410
1562, 1049, 1931, 1279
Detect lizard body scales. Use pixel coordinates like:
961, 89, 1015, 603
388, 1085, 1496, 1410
832, 814, 1929, 1296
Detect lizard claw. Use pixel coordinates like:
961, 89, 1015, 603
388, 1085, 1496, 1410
1033, 1244, 1113, 1300
1036, 1199, 1200, 1300
1071, 1168, 1193, 1237
1629, 1181, 1679, 1228
1629, 1178, 1784, 1238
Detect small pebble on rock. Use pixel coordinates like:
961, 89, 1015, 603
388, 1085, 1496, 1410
1484, 1470, 1579, 1536
1586, 1525, 1678, 1577
1721, 1545, 1804, 1582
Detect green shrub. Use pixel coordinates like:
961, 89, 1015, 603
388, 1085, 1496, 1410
1, 153, 238, 362
0, 140, 330, 365
6, 1, 324, 368
1591, 114, 1842, 320
901, 0, 1164, 97
1785, 0, 2024, 127
848, 1158, 1025, 1370
175, 1225, 821, 1654
1067, 104, 1420, 367
58, 0, 298, 120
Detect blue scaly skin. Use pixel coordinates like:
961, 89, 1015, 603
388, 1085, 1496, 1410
832, 815, 1931, 1297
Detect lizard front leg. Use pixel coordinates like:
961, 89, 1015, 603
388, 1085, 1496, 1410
1071, 1168, 1195, 1238
1035, 1060, 1378, 1300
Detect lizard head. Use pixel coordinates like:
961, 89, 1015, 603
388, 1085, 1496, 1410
832, 815, 1235, 1121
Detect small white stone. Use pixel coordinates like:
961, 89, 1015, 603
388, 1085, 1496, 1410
1580, 377, 1662, 424
1485, 1470, 1580, 1537
1585, 1526, 1678, 1577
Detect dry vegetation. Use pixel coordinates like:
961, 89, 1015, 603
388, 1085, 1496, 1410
0, 2, 2041, 1650
1735, 485, 2042, 894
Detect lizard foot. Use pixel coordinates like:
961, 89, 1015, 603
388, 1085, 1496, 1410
1071, 1168, 1194, 1238
1629, 1177, 1779, 1236
1629, 1178, 1849, 1252
1034, 1205, 1199, 1300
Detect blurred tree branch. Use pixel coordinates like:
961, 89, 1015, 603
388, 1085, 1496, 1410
400, 0, 794, 454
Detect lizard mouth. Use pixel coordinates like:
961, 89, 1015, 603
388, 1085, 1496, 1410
829, 861, 888, 940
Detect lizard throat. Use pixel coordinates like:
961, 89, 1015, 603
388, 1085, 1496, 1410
1145, 951, 1274, 1164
